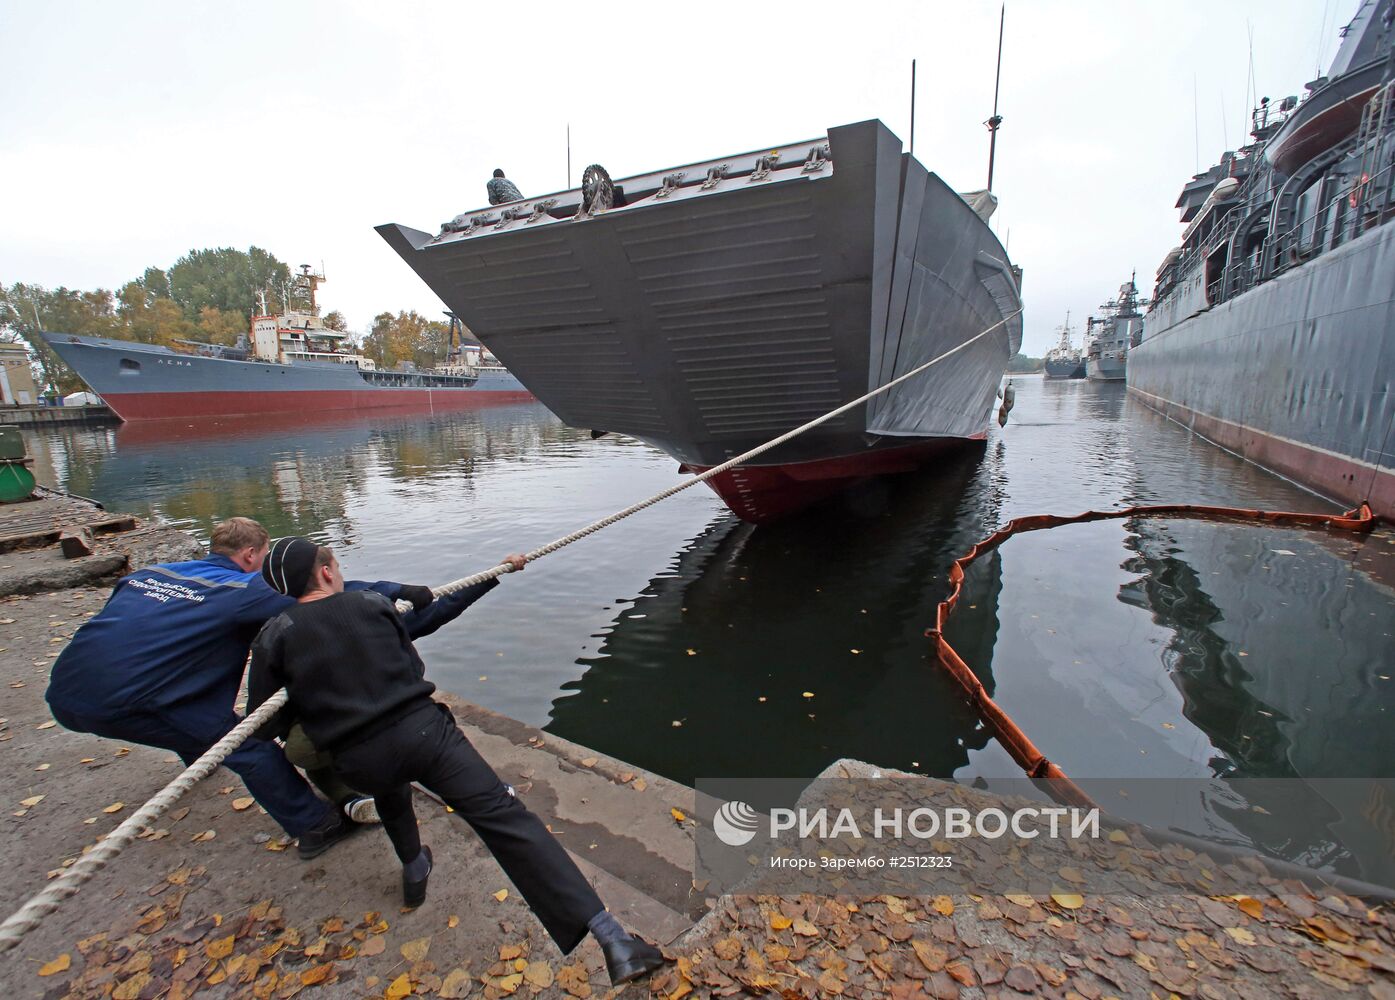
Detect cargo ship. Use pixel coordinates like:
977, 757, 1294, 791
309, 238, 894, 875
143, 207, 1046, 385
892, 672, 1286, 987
378, 120, 1024, 521
42, 267, 531, 421
1129, 1, 1395, 515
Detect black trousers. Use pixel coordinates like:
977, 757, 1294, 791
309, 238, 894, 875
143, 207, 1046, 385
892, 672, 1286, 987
333, 702, 603, 953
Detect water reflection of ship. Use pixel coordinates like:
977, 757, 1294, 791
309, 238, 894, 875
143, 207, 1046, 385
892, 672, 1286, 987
1119, 514, 1395, 885
29, 401, 568, 540
545, 449, 1007, 793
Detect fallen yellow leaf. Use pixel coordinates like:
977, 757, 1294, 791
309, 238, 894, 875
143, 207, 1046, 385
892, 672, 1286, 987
384, 973, 412, 1000
1051, 893, 1084, 910
770, 913, 793, 930
932, 895, 954, 916
20, 795, 43, 808
670, 807, 686, 823
580, 757, 598, 768
493, 889, 509, 902
1236, 896, 1264, 920
399, 936, 431, 962
102, 802, 124, 814
447, 915, 459, 929
231, 797, 255, 811
1107, 829, 1131, 845
37, 953, 71, 976
1004, 894, 1037, 908
1224, 926, 1257, 946
205, 935, 235, 960
493, 973, 523, 994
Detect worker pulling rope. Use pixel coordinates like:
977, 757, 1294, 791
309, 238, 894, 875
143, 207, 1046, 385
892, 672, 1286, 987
0, 310, 1021, 954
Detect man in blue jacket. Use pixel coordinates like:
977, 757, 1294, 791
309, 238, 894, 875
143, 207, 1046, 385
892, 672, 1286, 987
46, 517, 506, 859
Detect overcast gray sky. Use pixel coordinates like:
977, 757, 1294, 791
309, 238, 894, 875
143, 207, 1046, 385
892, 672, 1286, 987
2, 1, 1348, 356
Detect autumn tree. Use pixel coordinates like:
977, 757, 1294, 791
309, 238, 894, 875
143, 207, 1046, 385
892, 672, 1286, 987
0, 282, 116, 393
168, 247, 291, 324
362, 310, 449, 371
322, 310, 348, 332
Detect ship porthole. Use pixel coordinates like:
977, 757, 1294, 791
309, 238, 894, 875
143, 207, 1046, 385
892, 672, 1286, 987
119, 358, 140, 374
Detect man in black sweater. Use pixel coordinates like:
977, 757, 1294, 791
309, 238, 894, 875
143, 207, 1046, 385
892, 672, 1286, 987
247, 538, 666, 985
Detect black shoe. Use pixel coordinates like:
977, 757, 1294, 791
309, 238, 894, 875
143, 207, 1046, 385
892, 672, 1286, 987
601, 936, 667, 985
296, 809, 358, 860
403, 846, 433, 909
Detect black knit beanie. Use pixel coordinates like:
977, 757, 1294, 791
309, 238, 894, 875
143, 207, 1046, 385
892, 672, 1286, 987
261, 536, 321, 598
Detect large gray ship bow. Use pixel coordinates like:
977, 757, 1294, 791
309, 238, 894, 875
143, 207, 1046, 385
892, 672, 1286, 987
379, 120, 1023, 521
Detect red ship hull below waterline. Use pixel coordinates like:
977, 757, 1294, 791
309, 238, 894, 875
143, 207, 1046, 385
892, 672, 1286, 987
683, 436, 987, 523
98, 388, 536, 421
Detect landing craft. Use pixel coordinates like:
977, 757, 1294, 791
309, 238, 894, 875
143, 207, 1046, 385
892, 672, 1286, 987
378, 120, 1024, 522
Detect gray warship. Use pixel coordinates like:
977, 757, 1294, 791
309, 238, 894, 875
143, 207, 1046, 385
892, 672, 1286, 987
1084, 277, 1145, 382
379, 120, 1023, 521
1043, 313, 1086, 379
1130, 0, 1395, 516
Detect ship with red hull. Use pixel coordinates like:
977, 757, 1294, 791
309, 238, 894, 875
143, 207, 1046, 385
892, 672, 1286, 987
378, 120, 1023, 522
42, 268, 531, 422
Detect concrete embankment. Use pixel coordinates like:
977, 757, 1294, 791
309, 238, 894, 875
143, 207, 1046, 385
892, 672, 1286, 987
2, 406, 117, 428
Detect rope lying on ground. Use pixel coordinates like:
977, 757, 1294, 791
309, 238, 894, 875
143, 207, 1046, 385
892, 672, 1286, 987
0, 310, 1022, 954
0, 691, 288, 953
926, 501, 1377, 810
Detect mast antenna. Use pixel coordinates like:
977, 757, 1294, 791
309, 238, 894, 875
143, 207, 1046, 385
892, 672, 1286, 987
985, 4, 1006, 191
910, 59, 917, 156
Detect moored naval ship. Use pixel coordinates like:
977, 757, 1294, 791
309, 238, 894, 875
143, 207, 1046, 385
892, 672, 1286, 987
43, 267, 531, 421
1043, 313, 1086, 379
1130, 1, 1395, 515
379, 120, 1024, 521
1084, 277, 1145, 382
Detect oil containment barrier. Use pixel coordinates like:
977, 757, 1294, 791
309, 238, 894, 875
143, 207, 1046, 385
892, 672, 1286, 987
925, 501, 1377, 810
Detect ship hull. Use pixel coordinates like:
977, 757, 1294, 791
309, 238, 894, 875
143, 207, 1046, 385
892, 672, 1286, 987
41, 333, 531, 421
1128, 221, 1395, 517
682, 435, 985, 522
1044, 358, 1085, 379
379, 120, 1022, 521
1086, 356, 1126, 381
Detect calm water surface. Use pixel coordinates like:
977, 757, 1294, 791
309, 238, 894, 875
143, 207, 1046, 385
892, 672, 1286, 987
23, 378, 1395, 880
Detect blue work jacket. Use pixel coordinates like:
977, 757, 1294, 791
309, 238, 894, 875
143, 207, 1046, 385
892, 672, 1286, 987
45, 554, 480, 720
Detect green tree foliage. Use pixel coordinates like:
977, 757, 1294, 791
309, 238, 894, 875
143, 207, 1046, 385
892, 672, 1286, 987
1007, 352, 1044, 373
168, 247, 291, 324
0, 283, 119, 394
362, 310, 450, 371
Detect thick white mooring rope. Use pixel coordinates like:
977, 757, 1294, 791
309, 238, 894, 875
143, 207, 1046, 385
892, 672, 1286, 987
0, 309, 1019, 954
0, 691, 288, 953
